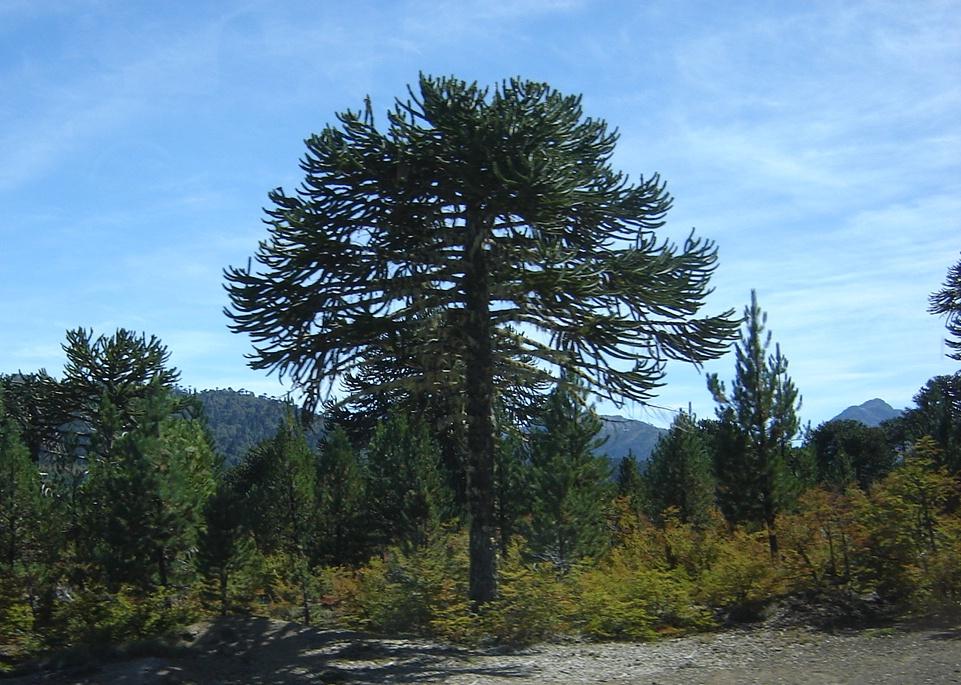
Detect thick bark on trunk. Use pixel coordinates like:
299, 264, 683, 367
464, 212, 497, 606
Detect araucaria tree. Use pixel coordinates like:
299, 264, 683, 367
708, 290, 801, 558
225, 75, 738, 603
930, 253, 961, 360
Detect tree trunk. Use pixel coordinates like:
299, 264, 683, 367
464, 211, 497, 606
219, 568, 228, 616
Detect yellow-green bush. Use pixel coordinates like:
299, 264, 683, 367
920, 516, 961, 610
329, 527, 471, 638
0, 573, 36, 660
50, 585, 199, 648
697, 527, 785, 613
572, 521, 711, 640
480, 550, 570, 644
853, 451, 961, 607
778, 487, 861, 592
253, 552, 321, 622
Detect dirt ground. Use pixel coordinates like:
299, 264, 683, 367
5, 614, 961, 684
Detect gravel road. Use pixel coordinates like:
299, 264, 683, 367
8, 615, 961, 684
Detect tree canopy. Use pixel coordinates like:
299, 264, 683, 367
225, 74, 738, 602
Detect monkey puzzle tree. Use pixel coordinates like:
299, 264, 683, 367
224, 75, 738, 603
60, 328, 183, 455
930, 254, 961, 361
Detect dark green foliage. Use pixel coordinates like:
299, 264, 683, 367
493, 424, 531, 557
192, 388, 323, 465
930, 253, 961, 360
236, 413, 317, 622
615, 452, 646, 517
615, 452, 642, 497
0, 371, 70, 464
232, 413, 317, 556
644, 412, 715, 526
364, 411, 450, 551
315, 426, 367, 565
886, 373, 961, 473
526, 384, 612, 567
810, 419, 897, 489
79, 392, 216, 592
708, 291, 802, 556
0, 390, 43, 571
699, 417, 749, 524
60, 328, 183, 451
224, 75, 738, 602
196, 477, 257, 615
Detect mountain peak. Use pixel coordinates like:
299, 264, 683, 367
830, 399, 902, 427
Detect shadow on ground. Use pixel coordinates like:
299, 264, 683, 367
8, 616, 529, 684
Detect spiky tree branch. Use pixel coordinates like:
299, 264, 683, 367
225, 75, 738, 603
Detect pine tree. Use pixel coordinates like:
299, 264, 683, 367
0, 371, 69, 464
614, 451, 646, 518
79, 391, 216, 592
526, 383, 611, 568
364, 411, 450, 551
707, 290, 801, 557
493, 423, 531, 557
0, 397, 42, 651
810, 420, 896, 490
0, 390, 42, 572
315, 426, 366, 565
60, 328, 183, 454
224, 75, 738, 602
886, 373, 961, 473
233, 412, 317, 622
644, 411, 715, 527
196, 477, 256, 615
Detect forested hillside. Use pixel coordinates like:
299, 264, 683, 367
190, 386, 665, 466
189, 388, 324, 465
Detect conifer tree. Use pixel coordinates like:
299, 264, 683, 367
197, 477, 255, 615
644, 411, 715, 527
233, 413, 317, 621
0, 372, 69, 464
614, 451, 646, 517
930, 254, 961, 360
526, 383, 611, 568
364, 411, 450, 551
80, 391, 216, 591
0, 390, 42, 572
225, 75, 738, 602
60, 328, 183, 453
708, 290, 801, 557
810, 420, 896, 490
493, 423, 531, 557
315, 426, 366, 564
886, 373, 961, 473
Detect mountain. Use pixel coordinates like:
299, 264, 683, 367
597, 414, 667, 462
190, 388, 323, 465
830, 398, 902, 427
192, 387, 666, 466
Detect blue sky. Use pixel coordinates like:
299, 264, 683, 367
1, 0, 959, 428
